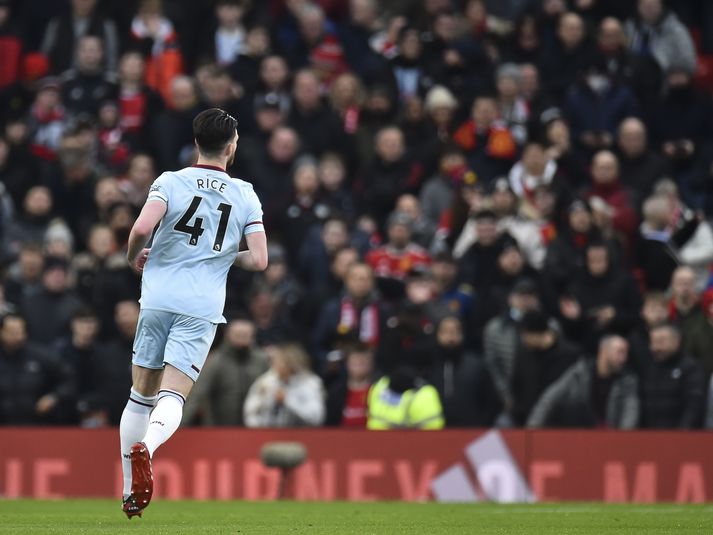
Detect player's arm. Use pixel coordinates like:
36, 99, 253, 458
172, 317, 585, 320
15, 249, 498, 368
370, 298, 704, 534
127, 200, 167, 267
234, 231, 268, 271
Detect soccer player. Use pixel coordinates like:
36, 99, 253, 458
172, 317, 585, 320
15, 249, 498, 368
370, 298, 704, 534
119, 108, 268, 518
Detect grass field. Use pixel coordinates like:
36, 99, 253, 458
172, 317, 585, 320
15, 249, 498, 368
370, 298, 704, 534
0, 500, 711, 534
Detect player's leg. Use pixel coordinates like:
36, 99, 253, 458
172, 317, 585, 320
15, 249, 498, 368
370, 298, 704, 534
119, 365, 163, 501
140, 315, 218, 458
120, 309, 171, 517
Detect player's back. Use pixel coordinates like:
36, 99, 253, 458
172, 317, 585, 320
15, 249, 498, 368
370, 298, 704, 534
140, 165, 263, 323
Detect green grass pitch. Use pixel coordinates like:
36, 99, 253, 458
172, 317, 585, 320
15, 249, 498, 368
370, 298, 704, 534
0, 500, 711, 534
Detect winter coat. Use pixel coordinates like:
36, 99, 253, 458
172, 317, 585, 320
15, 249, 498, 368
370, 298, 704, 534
527, 358, 639, 429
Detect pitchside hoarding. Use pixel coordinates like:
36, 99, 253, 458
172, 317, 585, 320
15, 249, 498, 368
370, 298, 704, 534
0, 429, 711, 502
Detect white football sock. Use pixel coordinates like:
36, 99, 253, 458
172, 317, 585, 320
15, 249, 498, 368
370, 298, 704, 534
142, 389, 185, 459
119, 389, 157, 499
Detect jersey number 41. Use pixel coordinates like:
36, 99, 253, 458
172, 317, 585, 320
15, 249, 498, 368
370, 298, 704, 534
174, 195, 233, 252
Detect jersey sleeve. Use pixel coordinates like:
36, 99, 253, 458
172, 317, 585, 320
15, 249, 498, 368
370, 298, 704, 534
146, 172, 172, 205
242, 188, 264, 235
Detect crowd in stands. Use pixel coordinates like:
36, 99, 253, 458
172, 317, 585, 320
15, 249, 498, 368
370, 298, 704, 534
1, 0, 713, 430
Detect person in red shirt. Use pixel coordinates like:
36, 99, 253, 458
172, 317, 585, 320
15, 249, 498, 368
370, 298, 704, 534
365, 211, 431, 282
325, 343, 375, 427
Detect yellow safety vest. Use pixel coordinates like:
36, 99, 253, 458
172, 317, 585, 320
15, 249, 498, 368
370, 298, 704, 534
366, 377, 445, 430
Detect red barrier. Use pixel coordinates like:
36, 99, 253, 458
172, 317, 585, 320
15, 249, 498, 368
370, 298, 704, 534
0, 429, 711, 502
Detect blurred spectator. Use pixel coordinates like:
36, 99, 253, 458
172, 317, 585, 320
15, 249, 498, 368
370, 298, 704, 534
256, 244, 305, 330
20, 256, 82, 347
287, 69, 344, 156
667, 266, 703, 340
635, 194, 700, 292
380, 266, 447, 373
298, 216, 350, 293
457, 209, 513, 295
61, 35, 118, 118
243, 343, 325, 427
685, 289, 713, 381
313, 262, 384, 372
653, 179, 713, 291
628, 291, 668, 369
152, 75, 201, 171
0, 313, 75, 424
509, 310, 580, 426
325, 342, 374, 427
626, 0, 696, 76
616, 117, 668, 207
318, 152, 356, 221
559, 241, 641, 352
41, 0, 119, 75
585, 150, 638, 246
564, 62, 639, 154
338, 0, 391, 80
130, 0, 184, 102
495, 63, 529, 145
453, 95, 517, 183
183, 318, 269, 426
27, 78, 66, 163
0, 0, 22, 90
229, 25, 270, 96
650, 68, 713, 211
389, 26, 429, 102
120, 153, 156, 207
527, 335, 639, 429
47, 131, 99, 244
6, 186, 53, 256
247, 125, 300, 202
393, 194, 435, 249
4, 243, 44, 306
431, 315, 499, 426
247, 286, 296, 347
640, 323, 705, 428
541, 12, 592, 99
54, 307, 107, 426
484, 278, 540, 412
362, 125, 422, 229
367, 365, 444, 430
366, 211, 431, 285
508, 141, 559, 201
421, 145, 474, 231
198, 0, 248, 67
273, 155, 332, 263
543, 117, 589, 191
430, 251, 474, 321
93, 300, 138, 423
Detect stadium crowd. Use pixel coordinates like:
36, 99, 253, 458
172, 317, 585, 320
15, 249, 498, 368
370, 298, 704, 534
1, 0, 713, 430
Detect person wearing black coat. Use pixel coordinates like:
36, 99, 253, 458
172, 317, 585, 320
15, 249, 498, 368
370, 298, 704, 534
559, 242, 642, 352
430, 315, 501, 427
509, 310, 581, 426
0, 313, 76, 424
640, 323, 706, 428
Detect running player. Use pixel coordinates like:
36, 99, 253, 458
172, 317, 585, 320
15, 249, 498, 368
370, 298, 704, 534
119, 108, 268, 518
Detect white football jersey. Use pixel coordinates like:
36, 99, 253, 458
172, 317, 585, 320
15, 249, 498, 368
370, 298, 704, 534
140, 165, 264, 323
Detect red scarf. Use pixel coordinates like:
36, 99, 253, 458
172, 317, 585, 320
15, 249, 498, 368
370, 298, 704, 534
337, 297, 379, 346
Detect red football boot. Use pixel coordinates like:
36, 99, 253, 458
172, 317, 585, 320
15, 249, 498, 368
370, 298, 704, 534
129, 442, 154, 512
122, 495, 143, 519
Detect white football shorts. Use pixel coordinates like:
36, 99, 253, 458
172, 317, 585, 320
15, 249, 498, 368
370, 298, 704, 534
132, 309, 218, 382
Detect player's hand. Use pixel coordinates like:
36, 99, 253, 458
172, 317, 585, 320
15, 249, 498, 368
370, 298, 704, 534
134, 248, 150, 273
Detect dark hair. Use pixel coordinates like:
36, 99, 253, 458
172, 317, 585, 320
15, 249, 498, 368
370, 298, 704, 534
520, 310, 550, 334
193, 108, 238, 155
344, 341, 373, 358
